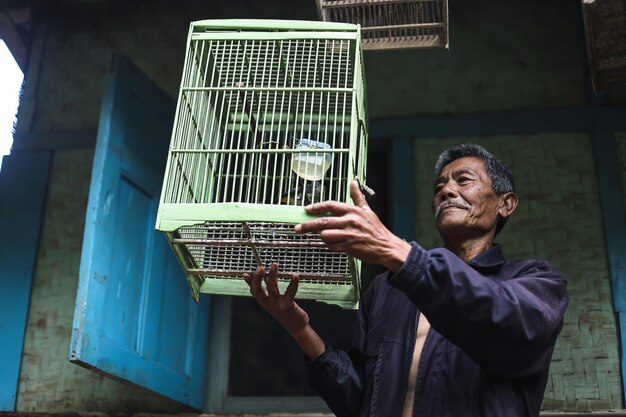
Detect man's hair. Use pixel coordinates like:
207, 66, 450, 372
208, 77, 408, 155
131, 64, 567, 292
434, 143, 516, 235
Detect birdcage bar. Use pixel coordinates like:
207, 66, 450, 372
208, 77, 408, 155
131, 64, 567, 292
274, 39, 291, 202
183, 40, 209, 204
277, 85, 293, 203
173, 238, 328, 247
298, 41, 315, 204
322, 0, 440, 6
183, 86, 354, 94
244, 41, 268, 204
224, 46, 241, 204
362, 22, 445, 31
181, 89, 202, 203
190, 41, 210, 203
211, 42, 231, 204
249, 41, 263, 204
187, 269, 347, 281
252, 41, 272, 203
232, 50, 252, 203
261, 45, 275, 205
170, 148, 347, 154
192, 32, 356, 42
288, 40, 307, 199
268, 93, 281, 201
181, 44, 206, 204
199, 42, 223, 201
170, 44, 195, 205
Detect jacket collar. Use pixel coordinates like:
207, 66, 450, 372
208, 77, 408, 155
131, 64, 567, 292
467, 244, 506, 268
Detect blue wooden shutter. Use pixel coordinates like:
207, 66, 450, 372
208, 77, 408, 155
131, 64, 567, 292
0, 151, 51, 411
70, 54, 210, 409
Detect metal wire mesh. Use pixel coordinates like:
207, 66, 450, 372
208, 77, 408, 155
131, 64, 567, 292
317, 0, 449, 50
175, 221, 352, 282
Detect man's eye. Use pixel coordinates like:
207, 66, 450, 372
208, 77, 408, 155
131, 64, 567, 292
458, 177, 471, 184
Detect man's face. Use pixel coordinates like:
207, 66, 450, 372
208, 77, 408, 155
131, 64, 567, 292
432, 156, 502, 237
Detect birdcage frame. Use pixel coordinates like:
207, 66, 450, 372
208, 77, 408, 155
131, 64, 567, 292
316, 0, 449, 50
156, 20, 368, 309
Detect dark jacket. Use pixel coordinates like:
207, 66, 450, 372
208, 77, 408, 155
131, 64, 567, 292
306, 243, 568, 417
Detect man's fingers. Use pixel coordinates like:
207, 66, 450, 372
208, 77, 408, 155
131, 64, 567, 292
284, 274, 300, 301
319, 229, 352, 243
350, 180, 369, 209
296, 214, 358, 234
243, 273, 252, 287
266, 262, 281, 295
249, 266, 268, 298
303, 200, 353, 216
320, 232, 353, 254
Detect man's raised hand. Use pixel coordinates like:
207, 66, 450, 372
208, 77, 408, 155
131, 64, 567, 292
294, 180, 411, 272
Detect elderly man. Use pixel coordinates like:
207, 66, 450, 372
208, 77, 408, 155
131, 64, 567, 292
243, 143, 568, 417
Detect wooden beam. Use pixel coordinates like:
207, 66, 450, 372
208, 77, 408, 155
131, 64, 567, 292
370, 107, 626, 139
0, 8, 28, 72
12, 131, 97, 151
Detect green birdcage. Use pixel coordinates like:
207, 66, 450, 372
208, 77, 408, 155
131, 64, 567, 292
156, 20, 368, 309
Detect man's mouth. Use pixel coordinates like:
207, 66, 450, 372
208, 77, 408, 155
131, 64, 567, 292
435, 202, 470, 218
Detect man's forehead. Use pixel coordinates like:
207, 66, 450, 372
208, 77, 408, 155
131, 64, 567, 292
437, 156, 487, 178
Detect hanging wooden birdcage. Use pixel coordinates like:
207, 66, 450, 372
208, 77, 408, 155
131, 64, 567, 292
156, 19, 369, 309
316, 0, 449, 50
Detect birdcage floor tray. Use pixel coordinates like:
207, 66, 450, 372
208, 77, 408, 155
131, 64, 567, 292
199, 277, 359, 309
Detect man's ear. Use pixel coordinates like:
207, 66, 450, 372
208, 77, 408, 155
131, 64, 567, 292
498, 192, 518, 219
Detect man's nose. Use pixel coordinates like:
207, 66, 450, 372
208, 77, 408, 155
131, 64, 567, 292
440, 182, 459, 199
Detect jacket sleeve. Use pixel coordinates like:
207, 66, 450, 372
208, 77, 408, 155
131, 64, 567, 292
304, 285, 372, 417
388, 242, 568, 378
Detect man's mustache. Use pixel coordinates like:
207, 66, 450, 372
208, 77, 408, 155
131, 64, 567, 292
435, 199, 471, 218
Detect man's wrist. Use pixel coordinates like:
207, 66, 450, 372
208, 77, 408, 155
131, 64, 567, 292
292, 324, 326, 360
283, 320, 308, 339
384, 239, 412, 272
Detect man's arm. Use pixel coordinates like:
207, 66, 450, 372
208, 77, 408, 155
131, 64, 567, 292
243, 263, 367, 417
243, 263, 325, 360
389, 244, 568, 377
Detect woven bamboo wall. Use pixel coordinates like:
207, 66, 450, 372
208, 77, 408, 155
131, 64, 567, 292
413, 134, 623, 411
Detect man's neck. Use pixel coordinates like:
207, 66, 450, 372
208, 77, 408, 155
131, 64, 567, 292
444, 235, 494, 263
